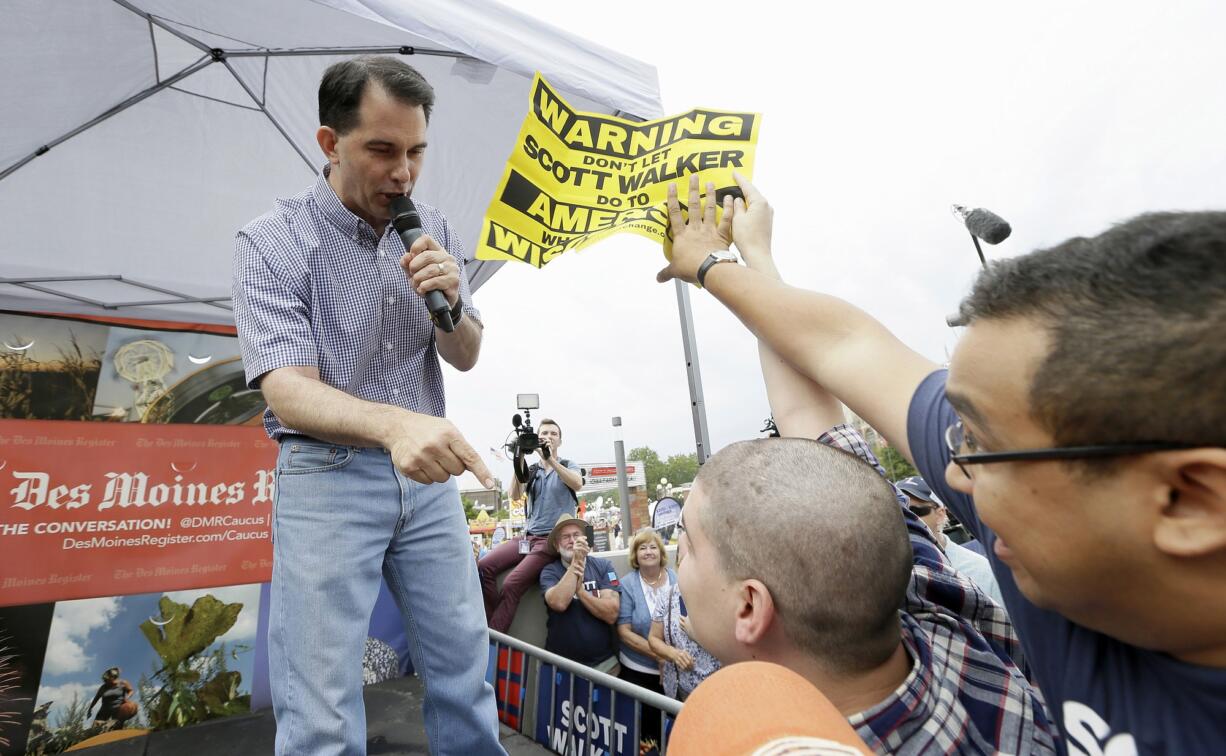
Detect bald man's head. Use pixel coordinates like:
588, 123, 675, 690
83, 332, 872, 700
688, 438, 912, 673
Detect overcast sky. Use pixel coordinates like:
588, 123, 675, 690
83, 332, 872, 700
445, 0, 1225, 489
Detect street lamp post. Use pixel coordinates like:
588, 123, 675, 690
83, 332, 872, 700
613, 417, 633, 540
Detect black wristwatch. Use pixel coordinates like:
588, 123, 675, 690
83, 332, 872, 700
448, 298, 464, 327
696, 249, 739, 288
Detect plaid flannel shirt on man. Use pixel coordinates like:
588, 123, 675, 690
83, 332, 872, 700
817, 424, 1057, 754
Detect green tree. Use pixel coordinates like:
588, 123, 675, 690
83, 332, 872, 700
628, 446, 664, 493
875, 444, 918, 482
461, 496, 479, 521
661, 453, 699, 488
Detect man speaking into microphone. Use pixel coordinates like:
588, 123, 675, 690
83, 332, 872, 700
232, 57, 502, 755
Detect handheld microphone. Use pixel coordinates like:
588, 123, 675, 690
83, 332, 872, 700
390, 195, 455, 333
951, 204, 1012, 245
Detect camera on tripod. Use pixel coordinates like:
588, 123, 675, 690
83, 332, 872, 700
506, 393, 550, 482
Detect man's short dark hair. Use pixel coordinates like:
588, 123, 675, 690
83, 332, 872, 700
539, 419, 561, 440
957, 211, 1226, 454
319, 56, 435, 134
696, 438, 912, 674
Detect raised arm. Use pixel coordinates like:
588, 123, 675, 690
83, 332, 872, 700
401, 232, 483, 371
551, 459, 583, 493
656, 174, 938, 459
543, 565, 581, 613
736, 214, 848, 438
509, 471, 525, 501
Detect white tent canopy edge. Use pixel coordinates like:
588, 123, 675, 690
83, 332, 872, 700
0, 0, 662, 326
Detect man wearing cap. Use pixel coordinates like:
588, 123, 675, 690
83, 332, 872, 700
539, 514, 621, 672
897, 475, 1005, 606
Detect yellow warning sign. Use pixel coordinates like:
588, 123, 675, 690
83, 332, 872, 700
476, 74, 761, 267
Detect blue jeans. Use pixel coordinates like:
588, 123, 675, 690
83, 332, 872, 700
269, 437, 503, 755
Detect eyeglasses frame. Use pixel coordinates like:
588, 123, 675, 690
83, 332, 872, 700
944, 419, 1195, 478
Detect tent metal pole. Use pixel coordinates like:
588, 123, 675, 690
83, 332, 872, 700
3, 284, 110, 309
99, 297, 231, 308
0, 276, 233, 312
0, 56, 214, 182
0, 276, 121, 284
0, 287, 231, 311
221, 60, 315, 172
113, 0, 468, 62
111, 279, 233, 311
111, 0, 213, 53
674, 280, 711, 464
224, 46, 470, 60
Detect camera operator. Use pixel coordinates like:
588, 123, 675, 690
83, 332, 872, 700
479, 418, 583, 632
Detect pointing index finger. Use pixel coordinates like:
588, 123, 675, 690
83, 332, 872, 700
451, 437, 495, 489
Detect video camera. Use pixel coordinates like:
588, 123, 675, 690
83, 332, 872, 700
506, 393, 550, 483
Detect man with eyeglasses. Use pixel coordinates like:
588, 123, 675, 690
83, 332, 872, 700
655, 172, 1226, 753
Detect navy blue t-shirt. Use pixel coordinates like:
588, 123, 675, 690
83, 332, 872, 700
539, 555, 620, 666
909, 369, 1226, 755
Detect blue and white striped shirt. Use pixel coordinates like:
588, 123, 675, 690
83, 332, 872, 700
232, 167, 481, 440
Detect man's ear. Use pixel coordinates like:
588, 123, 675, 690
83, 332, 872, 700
1153, 449, 1226, 558
316, 125, 339, 164
732, 579, 776, 647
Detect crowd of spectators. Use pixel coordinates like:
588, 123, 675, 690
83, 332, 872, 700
648, 172, 1226, 752
504, 173, 1225, 754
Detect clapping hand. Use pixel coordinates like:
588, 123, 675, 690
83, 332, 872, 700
569, 537, 590, 577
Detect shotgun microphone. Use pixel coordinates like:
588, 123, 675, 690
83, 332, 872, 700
390, 195, 454, 333
951, 204, 1012, 245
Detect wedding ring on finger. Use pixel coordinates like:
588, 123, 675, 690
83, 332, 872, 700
436, 262, 446, 276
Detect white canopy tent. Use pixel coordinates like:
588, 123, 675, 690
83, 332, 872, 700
0, 0, 662, 325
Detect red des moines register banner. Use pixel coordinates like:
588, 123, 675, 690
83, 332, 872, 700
0, 419, 277, 607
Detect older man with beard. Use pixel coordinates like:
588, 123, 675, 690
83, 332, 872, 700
539, 514, 621, 672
